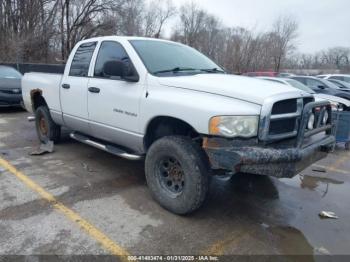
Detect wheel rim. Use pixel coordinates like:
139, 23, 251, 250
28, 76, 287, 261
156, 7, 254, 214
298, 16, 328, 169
156, 156, 185, 196
39, 114, 48, 136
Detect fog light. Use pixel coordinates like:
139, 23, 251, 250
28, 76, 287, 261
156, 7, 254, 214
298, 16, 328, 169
308, 113, 315, 130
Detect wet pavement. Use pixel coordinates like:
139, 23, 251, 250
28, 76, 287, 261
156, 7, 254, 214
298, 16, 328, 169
1, 107, 350, 259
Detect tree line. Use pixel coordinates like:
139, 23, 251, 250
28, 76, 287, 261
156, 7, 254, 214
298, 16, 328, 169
1, 0, 349, 73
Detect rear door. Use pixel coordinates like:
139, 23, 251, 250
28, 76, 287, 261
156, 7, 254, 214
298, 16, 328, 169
60, 42, 97, 134
87, 41, 144, 148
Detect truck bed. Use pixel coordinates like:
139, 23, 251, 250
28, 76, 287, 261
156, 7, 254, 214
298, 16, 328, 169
22, 73, 63, 113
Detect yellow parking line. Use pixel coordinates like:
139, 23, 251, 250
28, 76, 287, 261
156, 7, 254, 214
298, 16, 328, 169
313, 164, 349, 175
202, 232, 248, 256
0, 158, 131, 260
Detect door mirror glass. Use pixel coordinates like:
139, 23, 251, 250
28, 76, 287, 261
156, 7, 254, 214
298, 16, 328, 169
317, 85, 325, 89
103, 60, 125, 78
102, 60, 139, 82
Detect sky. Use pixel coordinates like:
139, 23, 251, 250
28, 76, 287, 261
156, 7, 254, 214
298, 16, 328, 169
168, 0, 350, 54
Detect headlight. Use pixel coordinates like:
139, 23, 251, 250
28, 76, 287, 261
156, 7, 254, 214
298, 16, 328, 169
209, 116, 259, 138
307, 113, 315, 130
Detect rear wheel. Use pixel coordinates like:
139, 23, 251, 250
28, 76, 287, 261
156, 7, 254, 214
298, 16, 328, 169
35, 106, 61, 143
145, 136, 209, 215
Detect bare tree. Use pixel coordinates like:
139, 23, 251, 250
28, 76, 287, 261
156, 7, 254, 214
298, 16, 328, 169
172, 2, 207, 48
144, 0, 176, 38
269, 15, 298, 72
0, 0, 58, 63
58, 0, 119, 60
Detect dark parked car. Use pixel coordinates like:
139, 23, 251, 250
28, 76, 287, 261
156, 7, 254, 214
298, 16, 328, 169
291, 76, 350, 101
0, 65, 23, 107
328, 79, 350, 91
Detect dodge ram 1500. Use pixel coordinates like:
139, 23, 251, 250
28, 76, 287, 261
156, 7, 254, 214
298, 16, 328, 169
22, 36, 336, 214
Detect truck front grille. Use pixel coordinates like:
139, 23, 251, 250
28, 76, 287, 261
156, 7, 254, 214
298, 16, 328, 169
271, 99, 297, 114
259, 96, 315, 142
269, 119, 296, 136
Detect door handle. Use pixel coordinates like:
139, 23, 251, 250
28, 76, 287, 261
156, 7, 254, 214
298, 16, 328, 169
62, 83, 70, 89
88, 87, 100, 93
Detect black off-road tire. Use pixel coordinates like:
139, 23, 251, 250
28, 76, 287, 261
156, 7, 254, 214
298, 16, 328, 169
35, 106, 61, 143
145, 136, 209, 215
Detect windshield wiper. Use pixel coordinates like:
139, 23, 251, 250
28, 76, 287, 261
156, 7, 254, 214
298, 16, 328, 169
153, 67, 197, 74
200, 68, 225, 73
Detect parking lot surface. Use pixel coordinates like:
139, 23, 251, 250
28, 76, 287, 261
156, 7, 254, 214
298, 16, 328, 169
1, 108, 350, 259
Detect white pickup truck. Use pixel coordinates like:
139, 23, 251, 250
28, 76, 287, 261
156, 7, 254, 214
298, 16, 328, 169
22, 36, 335, 214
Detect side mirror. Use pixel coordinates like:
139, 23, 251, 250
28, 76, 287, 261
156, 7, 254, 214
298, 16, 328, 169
318, 85, 325, 89
103, 60, 139, 82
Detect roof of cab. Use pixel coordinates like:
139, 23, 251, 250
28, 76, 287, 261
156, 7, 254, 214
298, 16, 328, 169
77, 35, 175, 44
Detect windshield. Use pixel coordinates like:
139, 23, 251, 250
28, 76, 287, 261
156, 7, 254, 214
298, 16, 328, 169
0, 66, 22, 78
130, 40, 223, 75
285, 79, 315, 94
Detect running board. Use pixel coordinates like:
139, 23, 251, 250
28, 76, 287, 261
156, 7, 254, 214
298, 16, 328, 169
27, 116, 35, 122
70, 132, 143, 161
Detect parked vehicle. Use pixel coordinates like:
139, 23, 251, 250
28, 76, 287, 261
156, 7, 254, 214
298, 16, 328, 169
0, 65, 23, 107
243, 71, 278, 77
328, 79, 350, 90
291, 76, 350, 101
22, 36, 335, 214
317, 74, 350, 84
277, 72, 295, 77
258, 77, 350, 110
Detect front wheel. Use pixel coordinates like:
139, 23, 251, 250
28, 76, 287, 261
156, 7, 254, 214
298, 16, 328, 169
35, 106, 61, 143
145, 136, 209, 215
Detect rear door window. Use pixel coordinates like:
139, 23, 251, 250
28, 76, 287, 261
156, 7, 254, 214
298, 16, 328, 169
69, 42, 97, 77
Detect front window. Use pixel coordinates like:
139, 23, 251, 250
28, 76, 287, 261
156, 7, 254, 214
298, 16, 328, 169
0, 66, 22, 79
130, 40, 223, 76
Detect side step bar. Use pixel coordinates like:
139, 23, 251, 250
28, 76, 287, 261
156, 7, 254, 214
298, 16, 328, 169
70, 132, 143, 161
27, 116, 35, 122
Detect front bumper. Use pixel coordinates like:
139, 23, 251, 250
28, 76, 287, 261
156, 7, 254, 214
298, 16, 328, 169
203, 135, 335, 178
203, 100, 336, 178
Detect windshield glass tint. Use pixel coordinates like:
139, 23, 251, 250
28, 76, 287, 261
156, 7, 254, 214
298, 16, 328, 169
286, 79, 315, 93
0, 66, 22, 78
130, 40, 221, 74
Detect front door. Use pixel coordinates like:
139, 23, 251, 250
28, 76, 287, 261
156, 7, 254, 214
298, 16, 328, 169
87, 41, 144, 148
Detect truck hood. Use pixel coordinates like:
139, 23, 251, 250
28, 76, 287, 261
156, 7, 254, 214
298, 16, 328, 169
157, 74, 305, 105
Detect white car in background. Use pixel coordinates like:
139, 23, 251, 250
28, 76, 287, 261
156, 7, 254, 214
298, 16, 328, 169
257, 77, 350, 111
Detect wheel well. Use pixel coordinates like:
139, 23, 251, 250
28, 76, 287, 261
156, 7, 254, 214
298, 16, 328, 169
144, 116, 200, 149
31, 90, 47, 111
